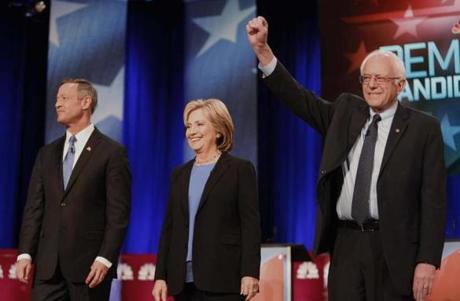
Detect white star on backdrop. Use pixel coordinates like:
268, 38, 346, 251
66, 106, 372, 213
390, 6, 426, 39
49, 0, 87, 47
441, 114, 460, 151
92, 67, 125, 124
192, 0, 255, 57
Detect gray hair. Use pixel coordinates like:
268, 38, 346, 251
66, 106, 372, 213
360, 49, 406, 79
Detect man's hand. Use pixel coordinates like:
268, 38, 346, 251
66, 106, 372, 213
16, 259, 32, 283
240, 276, 259, 301
246, 16, 268, 49
152, 279, 168, 301
412, 263, 436, 301
246, 16, 274, 66
85, 261, 109, 288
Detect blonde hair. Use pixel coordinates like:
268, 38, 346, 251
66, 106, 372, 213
183, 98, 234, 152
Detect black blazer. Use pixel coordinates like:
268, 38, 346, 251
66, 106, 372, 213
263, 62, 447, 295
18, 128, 131, 282
154, 152, 261, 295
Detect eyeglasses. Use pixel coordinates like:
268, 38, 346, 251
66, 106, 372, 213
359, 75, 402, 85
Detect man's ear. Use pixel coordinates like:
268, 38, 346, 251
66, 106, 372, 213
397, 79, 406, 93
81, 96, 92, 111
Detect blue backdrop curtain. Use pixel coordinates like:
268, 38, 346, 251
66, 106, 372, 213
123, 0, 185, 254
256, 1, 323, 249
0, 3, 48, 248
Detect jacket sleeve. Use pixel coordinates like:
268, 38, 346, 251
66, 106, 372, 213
263, 61, 335, 136
416, 119, 447, 267
238, 160, 261, 279
98, 146, 132, 264
154, 168, 179, 280
18, 148, 45, 259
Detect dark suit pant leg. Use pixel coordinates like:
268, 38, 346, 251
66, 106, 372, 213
66, 277, 112, 301
32, 264, 112, 301
32, 263, 70, 301
328, 227, 414, 301
32, 277, 69, 301
175, 283, 244, 301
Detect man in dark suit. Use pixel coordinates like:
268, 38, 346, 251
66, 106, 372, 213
246, 17, 446, 301
16, 79, 131, 301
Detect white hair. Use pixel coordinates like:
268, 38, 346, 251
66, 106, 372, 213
360, 49, 406, 79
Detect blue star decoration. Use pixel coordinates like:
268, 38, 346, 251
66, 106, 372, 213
49, 0, 87, 47
192, 0, 255, 57
441, 113, 460, 151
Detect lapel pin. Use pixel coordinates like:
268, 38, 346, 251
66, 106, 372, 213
395, 128, 400, 133
86, 146, 92, 151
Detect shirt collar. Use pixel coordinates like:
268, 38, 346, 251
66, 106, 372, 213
65, 123, 95, 144
369, 99, 398, 122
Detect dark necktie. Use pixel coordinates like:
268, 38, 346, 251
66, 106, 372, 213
352, 114, 381, 224
63, 135, 77, 189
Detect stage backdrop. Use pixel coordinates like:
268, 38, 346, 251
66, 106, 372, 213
256, 0, 323, 250
45, 0, 127, 143
183, 0, 257, 164
122, 0, 185, 254
319, 0, 460, 239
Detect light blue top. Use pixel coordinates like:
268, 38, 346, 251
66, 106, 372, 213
185, 161, 216, 283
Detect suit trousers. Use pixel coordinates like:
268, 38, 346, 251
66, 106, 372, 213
328, 226, 414, 301
31, 260, 112, 301
175, 283, 245, 301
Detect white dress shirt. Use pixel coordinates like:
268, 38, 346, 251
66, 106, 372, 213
62, 123, 95, 167
336, 101, 397, 220
258, 56, 277, 77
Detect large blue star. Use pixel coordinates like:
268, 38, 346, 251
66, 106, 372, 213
93, 67, 124, 123
192, 0, 255, 57
441, 114, 460, 151
49, 1, 87, 47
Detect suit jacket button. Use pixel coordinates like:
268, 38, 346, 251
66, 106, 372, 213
60, 202, 66, 207
320, 170, 326, 175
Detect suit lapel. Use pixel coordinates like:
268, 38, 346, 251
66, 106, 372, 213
178, 160, 194, 222
197, 153, 231, 211
380, 103, 410, 174
347, 104, 369, 152
62, 129, 103, 198
54, 136, 66, 197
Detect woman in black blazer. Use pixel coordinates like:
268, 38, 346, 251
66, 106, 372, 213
152, 99, 261, 301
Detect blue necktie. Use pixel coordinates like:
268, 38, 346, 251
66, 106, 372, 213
352, 114, 381, 224
63, 135, 77, 189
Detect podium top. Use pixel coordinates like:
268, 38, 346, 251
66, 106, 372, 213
261, 243, 311, 261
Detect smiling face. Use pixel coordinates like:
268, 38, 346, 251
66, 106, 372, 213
185, 108, 219, 154
361, 54, 405, 112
